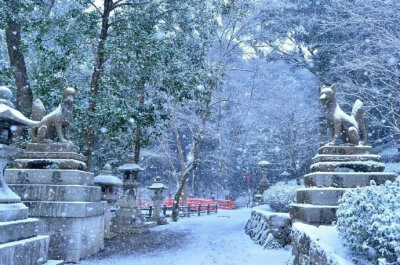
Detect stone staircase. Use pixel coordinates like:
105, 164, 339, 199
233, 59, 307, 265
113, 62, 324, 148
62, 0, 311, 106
290, 145, 396, 225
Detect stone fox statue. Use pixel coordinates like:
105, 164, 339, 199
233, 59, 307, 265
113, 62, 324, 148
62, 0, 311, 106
320, 84, 367, 145
31, 87, 76, 143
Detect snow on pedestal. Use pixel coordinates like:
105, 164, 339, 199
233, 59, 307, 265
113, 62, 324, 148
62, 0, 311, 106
290, 145, 396, 225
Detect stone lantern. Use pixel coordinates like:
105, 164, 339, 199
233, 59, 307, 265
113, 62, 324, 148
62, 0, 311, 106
111, 156, 146, 233
281, 170, 291, 184
253, 160, 270, 205
0, 86, 56, 264
94, 163, 122, 239
94, 163, 122, 203
147, 176, 168, 225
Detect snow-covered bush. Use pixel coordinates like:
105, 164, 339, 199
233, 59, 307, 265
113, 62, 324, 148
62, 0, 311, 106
337, 179, 400, 264
263, 183, 299, 212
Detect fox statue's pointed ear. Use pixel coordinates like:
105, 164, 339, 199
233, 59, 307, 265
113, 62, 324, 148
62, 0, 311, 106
330, 83, 336, 92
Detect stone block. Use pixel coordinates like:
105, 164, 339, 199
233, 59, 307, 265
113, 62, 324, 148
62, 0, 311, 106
0, 202, 28, 222
44, 260, 64, 265
0, 218, 38, 244
5, 169, 94, 186
310, 160, 385, 173
318, 145, 372, 155
290, 204, 337, 225
13, 158, 87, 171
19, 151, 86, 162
304, 172, 397, 188
296, 188, 346, 205
25, 143, 80, 153
0, 235, 49, 265
25, 201, 104, 218
311, 154, 381, 164
245, 208, 292, 248
9, 184, 101, 202
39, 215, 104, 263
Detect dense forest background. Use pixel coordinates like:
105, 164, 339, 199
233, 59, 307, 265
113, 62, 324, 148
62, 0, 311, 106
0, 0, 399, 200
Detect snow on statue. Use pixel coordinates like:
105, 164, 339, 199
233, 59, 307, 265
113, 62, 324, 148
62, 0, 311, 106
320, 84, 367, 146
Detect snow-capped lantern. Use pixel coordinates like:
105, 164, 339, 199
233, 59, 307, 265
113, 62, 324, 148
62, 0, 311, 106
118, 158, 144, 188
147, 176, 167, 195
280, 171, 290, 184
253, 160, 270, 206
147, 176, 168, 225
256, 160, 270, 190
94, 163, 122, 203
111, 155, 146, 233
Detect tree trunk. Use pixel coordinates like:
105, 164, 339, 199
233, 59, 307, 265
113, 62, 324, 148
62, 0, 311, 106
171, 101, 209, 221
171, 135, 200, 222
133, 89, 145, 164
5, 0, 32, 117
85, 0, 113, 170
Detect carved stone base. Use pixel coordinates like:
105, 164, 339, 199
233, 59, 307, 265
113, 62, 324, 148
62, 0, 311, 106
13, 143, 87, 171
290, 144, 394, 225
5, 168, 105, 263
304, 172, 396, 188
111, 207, 153, 234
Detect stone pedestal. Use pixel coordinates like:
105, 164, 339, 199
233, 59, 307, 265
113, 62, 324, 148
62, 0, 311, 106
290, 145, 396, 225
5, 143, 104, 263
111, 162, 152, 234
111, 184, 146, 233
150, 193, 167, 225
0, 145, 55, 265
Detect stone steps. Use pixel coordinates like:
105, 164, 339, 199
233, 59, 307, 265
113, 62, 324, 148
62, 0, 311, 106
296, 188, 346, 205
290, 203, 337, 225
304, 172, 396, 188
0, 235, 50, 265
0, 218, 38, 244
9, 184, 101, 202
0, 202, 28, 222
5, 169, 94, 185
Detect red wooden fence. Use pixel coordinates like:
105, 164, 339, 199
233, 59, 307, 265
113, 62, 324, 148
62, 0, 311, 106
137, 197, 234, 210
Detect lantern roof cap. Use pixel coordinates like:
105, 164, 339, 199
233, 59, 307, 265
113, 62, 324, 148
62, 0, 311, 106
257, 160, 270, 166
281, 170, 290, 176
148, 176, 167, 190
118, 163, 144, 172
94, 163, 123, 186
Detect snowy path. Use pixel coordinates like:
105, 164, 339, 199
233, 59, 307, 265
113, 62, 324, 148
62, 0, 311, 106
79, 208, 291, 265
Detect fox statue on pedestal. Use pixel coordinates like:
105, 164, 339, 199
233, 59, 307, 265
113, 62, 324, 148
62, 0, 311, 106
31, 87, 76, 143
320, 84, 367, 146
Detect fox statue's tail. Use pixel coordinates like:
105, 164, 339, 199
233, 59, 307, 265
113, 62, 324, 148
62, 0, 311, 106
32, 99, 46, 121
352, 99, 367, 144
31, 99, 47, 142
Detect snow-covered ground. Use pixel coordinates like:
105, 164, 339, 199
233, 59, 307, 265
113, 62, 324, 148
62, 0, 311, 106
79, 208, 291, 265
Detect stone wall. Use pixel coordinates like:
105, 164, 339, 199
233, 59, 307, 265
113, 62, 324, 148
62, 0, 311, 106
290, 222, 370, 265
245, 207, 291, 249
